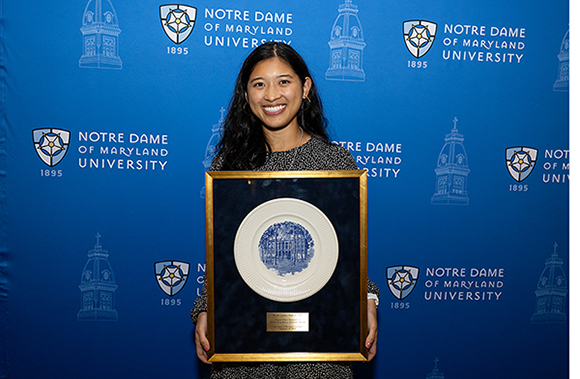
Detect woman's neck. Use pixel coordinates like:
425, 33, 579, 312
264, 125, 310, 152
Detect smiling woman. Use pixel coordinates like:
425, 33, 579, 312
190, 42, 380, 379
211, 42, 329, 170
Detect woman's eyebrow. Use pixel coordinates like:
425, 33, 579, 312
249, 73, 294, 83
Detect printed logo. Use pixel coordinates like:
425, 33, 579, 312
403, 20, 437, 58
160, 4, 197, 44
155, 261, 190, 296
505, 147, 538, 182
32, 128, 71, 167
386, 265, 420, 300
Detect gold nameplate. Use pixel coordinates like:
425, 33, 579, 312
266, 312, 309, 332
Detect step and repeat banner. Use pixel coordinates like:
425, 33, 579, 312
1, 0, 569, 378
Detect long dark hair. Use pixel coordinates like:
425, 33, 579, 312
216, 42, 330, 170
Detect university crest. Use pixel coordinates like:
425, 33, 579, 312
32, 128, 71, 167
160, 4, 197, 44
155, 261, 190, 296
403, 20, 437, 58
386, 265, 420, 300
505, 147, 538, 182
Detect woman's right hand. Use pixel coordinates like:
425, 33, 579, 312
195, 312, 211, 364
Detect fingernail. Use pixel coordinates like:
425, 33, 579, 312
204, 345, 210, 351
366, 342, 371, 348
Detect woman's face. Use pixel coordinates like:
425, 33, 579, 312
245, 57, 312, 132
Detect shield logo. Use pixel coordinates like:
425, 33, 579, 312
386, 265, 420, 300
32, 128, 70, 167
155, 261, 190, 296
403, 20, 437, 58
505, 147, 538, 182
160, 5, 197, 44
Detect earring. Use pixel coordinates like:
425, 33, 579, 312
301, 96, 311, 111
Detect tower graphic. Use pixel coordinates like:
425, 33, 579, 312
78, 234, 118, 321
200, 108, 225, 198
553, 30, 569, 92
431, 118, 470, 205
79, 0, 122, 69
531, 243, 568, 324
326, 0, 366, 81
426, 358, 444, 379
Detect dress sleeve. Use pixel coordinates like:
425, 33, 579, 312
367, 278, 380, 307
326, 143, 358, 171
190, 272, 207, 325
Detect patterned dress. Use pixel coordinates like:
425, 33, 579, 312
190, 136, 380, 379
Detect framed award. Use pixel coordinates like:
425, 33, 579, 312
205, 170, 368, 362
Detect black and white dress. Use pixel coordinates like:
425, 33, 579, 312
190, 136, 380, 379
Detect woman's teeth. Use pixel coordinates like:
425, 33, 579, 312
264, 105, 285, 112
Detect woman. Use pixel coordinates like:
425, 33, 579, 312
191, 42, 379, 378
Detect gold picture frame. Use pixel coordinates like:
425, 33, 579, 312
205, 170, 368, 362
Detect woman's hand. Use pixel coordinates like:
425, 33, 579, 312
195, 312, 211, 364
365, 301, 378, 361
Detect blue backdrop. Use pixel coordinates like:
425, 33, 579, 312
1, 0, 569, 378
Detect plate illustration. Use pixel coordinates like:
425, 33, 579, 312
234, 197, 339, 302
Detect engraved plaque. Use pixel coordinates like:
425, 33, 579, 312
267, 312, 309, 332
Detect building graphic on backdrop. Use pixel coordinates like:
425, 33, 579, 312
431, 118, 470, 205
426, 358, 445, 379
200, 107, 225, 198
78, 234, 118, 321
159, 4, 197, 44
402, 20, 438, 58
553, 30, 569, 92
326, 0, 366, 81
79, 0, 122, 69
155, 261, 190, 296
32, 128, 70, 167
531, 243, 568, 324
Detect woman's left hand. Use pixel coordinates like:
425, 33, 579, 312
365, 300, 378, 361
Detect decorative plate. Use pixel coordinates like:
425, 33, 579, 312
234, 197, 339, 302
